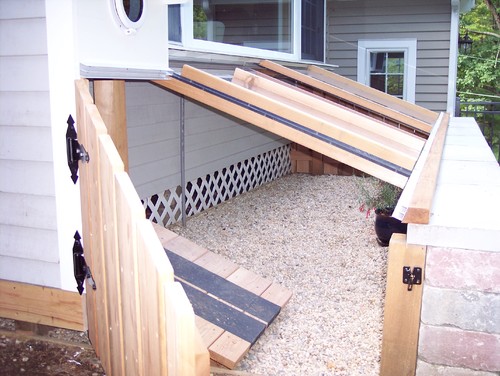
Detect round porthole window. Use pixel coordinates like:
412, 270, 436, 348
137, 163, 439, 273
111, 0, 147, 34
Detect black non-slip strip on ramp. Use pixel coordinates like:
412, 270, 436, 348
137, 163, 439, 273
165, 249, 281, 324
179, 281, 266, 345
165, 249, 281, 323
171, 73, 412, 178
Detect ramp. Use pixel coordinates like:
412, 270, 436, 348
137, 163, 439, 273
154, 224, 292, 369
259, 60, 437, 136
154, 62, 438, 188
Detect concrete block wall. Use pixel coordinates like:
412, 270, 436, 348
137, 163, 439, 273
416, 246, 500, 375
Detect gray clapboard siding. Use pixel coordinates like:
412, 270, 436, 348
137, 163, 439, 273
0, 3, 61, 287
0, 92, 51, 126
0, 125, 54, 161
328, 0, 451, 112
0, 225, 59, 263
0, 192, 57, 231
0, 160, 55, 196
126, 81, 287, 199
0, 255, 61, 287
0, 18, 47, 55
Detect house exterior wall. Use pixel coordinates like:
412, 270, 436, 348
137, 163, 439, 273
327, 0, 451, 112
125, 81, 287, 200
0, 1, 61, 287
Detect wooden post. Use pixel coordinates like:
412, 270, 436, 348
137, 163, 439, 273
380, 234, 426, 376
94, 80, 129, 172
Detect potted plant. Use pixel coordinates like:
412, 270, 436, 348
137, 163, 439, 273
358, 177, 407, 246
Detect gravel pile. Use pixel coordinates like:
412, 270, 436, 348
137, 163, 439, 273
169, 174, 387, 376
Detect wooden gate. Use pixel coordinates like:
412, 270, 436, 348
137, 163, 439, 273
75, 79, 209, 375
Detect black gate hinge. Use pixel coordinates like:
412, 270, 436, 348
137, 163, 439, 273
402, 266, 422, 291
73, 231, 96, 295
66, 115, 89, 184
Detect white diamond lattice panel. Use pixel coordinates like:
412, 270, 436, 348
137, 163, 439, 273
143, 145, 291, 226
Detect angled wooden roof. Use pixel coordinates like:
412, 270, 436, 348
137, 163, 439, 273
155, 62, 441, 188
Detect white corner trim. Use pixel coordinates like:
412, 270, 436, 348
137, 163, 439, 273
447, 2, 460, 114
357, 39, 417, 103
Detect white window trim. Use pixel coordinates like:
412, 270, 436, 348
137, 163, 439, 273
357, 39, 417, 103
178, 0, 302, 61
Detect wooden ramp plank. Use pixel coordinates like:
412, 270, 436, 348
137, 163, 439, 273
234, 68, 426, 154
194, 251, 240, 279
165, 250, 281, 325
154, 71, 410, 188
182, 65, 418, 173
226, 268, 273, 296
260, 60, 435, 134
153, 223, 292, 369
209, 332, 251, 370
306, 64, 438, 127
179, 281, 267, 345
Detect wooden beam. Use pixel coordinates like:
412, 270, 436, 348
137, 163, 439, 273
380, 234, 426, 376
153, 73, 409, 188
94, 80, 129, 172
183, 65, 417, 172
259, 60, 435, 135
307, 64, 438, 126
0, 279, 84, 331
233, 68, 425, 156
400, 113, 450, 224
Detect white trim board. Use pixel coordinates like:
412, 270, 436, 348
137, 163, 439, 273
357, 39, 417, 104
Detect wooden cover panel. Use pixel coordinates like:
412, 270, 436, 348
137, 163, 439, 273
155, 65, 423, 188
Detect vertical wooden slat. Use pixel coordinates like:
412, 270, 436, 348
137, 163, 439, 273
380, 234, 426, 376
94, 80, 129, 171
165, 282, 198, 375
98, 135, 126, 375
75, 79, 112, 373
115, 172, 146, 376
137, 220, 174, 375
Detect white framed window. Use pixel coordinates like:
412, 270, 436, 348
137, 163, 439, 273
357, 39, 417, 103
169, 0, 325, 62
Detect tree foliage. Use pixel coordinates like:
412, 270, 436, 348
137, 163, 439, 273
457, 0, 500, 100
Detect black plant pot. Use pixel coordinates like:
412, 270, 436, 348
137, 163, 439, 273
374, 208, 408, 247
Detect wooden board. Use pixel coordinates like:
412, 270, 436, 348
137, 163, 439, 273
98, 135, 125, 375
179, 281, 267, 345
165, 250, 281, 324
307, 64, 438, 127
236, 68, 426, 153
259, 60, 435, 134
94, 80, 129, 171
153, 223, 292, 369
232, 68, 424, 163
380, 234, 426, 376
154, 71, 410, 188
402, 113, 450, 224
0, 280, 84, 331
183, 65, 418, 172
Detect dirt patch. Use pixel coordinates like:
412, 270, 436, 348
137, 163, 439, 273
0, 319, 105, 376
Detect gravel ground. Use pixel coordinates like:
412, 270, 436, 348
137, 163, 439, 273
169, 174, 387, 376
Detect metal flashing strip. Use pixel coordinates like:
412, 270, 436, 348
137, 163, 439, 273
172, 73, 412, 178
80, 64, 173, 80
